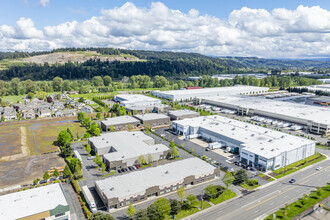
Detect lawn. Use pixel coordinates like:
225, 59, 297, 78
265, 184, 330, 220
1, 94, 26, 103
164, 201, 211, 220
316, 144, 329, 150
241, 183, 260, 190
0, 117, 87, 156
210, 189, 237, 205
272, 153, 326, 179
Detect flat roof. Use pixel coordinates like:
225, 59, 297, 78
173, 115, 314, 159
101, 116, 140, 126
89, 131, 169, 161
153, 86, 268, 97
115, 94, 161, 103
96, 158, 215, 201
168, 109, 199, 117
0, 183, 68, 219
203, 95, 330, 125
134, 113, 170, 121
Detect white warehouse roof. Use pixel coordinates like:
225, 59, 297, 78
152, 85, 269, 101
202, 95, 330, 125
96, 158, 216, 201
89, 131, 169, 161
0, 183, 68, 220
174, 115, 315, 159
134, 113, 170, 121
101, 115, 140, 126
168, 109, 199, 117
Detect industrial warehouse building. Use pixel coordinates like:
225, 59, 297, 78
95, 158, 219, 210
114, 94, 169, 113
152, 85, 269, 101
101, 115, 140, 131
168, 109, 200, 120
0, 183, 70, 220
200, 95, 330, 135
172, 116, 315, 171
88, 131, 170, 170
133, 113, 171, 126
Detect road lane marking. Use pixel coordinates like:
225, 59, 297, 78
245, 180, 309, 211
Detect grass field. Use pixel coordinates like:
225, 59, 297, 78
164, 201, 211, 220
210, 189, 237, 205
0, 116, 86, 157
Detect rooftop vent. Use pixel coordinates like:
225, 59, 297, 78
268, 139, 273, 142
122, 156, 124, 158
165, 171, 169, 174
110, 187, 114, 191
271, 149, 275, 151
156, 148, 158, 150
260, 148, 264, 150
102, 138, 104, 140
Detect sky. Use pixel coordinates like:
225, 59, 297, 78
0, 0, 330, 58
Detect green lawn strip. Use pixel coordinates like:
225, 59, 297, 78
140, 164, 152, 168
210, 189, 237, 205
265, 184, 330, 220
101, 171, 115, 177
164, 201, 211, 220
258, 173, 275, 182
241, 183, 260, 190
273, 154, 326, 179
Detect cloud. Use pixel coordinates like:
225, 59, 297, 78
1, 2, 330, 58
39, 0, 49, 7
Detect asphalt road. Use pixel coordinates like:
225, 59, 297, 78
188, 158, 330, 220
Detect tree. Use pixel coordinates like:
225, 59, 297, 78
147, 154, 153, 164
171, 146, 179, 158
86, 144, 91, 154
169, 140, 175, 148
94, 154, 102, 167
93, 128, 101, 136
183, 194, 199, 209
33, 178, 40, 185
53, 168, 60, 178
96, 112, 101, 119
92, 76, 104, 87
61, 143, 73, 158
78, 97, 84, 103
154, 198, 171, 216
138, 155, 146, 165
170, 199, 181, 217
128, 123, 132, 131
53, 77, 63, 92
63, 165, 72, 179
1, 116, 4, 122
233, 169, 249, 185
103, 75, 112, 86
222, 172, 234, 188
147, 203, 163, 220
57, 130, 72, 146
89, 212, 115, 220
134, 209, 148, 220
27, 92, 34, 99
177, 186, 186, 202
43, 171, 50, 180
69, 158, 83, 179
100, 163, 107, 173
204, 184, 218, 199
83, 117, 91, 128
127, 204, 136, 219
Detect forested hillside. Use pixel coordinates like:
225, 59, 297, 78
0, 48, 329, 81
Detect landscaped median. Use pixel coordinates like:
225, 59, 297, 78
270, 152, 326, 179
264, 183, 330, 220
210, 189, 237, 205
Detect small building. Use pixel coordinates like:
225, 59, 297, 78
0, 183, 70, 220
3, 112, 17, 121
38, 109, 52, 118
133, 113, 170, 127
81, 105, 94, 114
168, 109, 200, 121
89, 131, 170, 170
101, 116, 140, 131
23, 109, 35, 119
54, 110, 77, 117
95, 158, 219, 210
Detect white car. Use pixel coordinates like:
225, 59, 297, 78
316, 166, 322, 171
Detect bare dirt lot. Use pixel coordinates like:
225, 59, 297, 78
0, 153, 65, 188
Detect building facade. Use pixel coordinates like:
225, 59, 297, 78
100, 116, 140, 131
133, 113, 171, 126
168, 109, 200, 121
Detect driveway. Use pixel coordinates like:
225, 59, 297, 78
62, 183, 86, 220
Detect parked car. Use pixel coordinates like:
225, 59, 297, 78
316, 166, 322, 171
87, 156, 96, 160
131, 166, 137, 170
160, 134, 165, 137
135, 165, 140, 169
289, 179, 296, 183
121, 168, 127, 172
118, 169, 122, 173
128, 167, 134, 171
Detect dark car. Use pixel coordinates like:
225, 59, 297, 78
118, 169, 122, 173
121, 168, 127, 172
289, 179, 296, 183
128, 166, 134, 171
124, 168, 129, 172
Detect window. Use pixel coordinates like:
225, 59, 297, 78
126, 201, 130, 205
140, 196, 144, 200
172, 186, 177, 190
133, 198, 138, 202
160, 190, 164, 195
166, 188, 170, 193
178, 185, 182, 188
120, 202, 124, 207
55, 213, 64, 218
